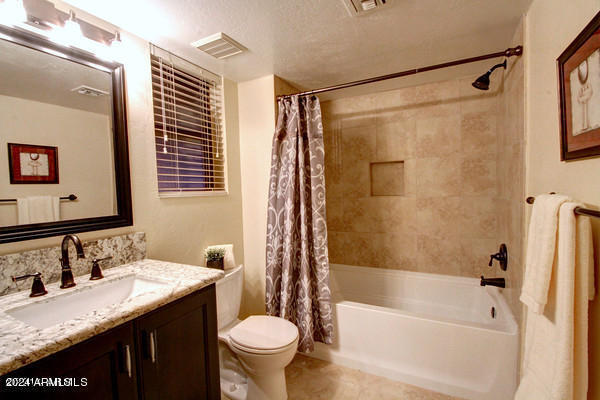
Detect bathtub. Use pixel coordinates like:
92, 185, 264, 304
309, 264, 518, 400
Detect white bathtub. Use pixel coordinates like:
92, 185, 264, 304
309, 264, 518, 400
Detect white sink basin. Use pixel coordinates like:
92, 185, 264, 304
6, 274, 168, 329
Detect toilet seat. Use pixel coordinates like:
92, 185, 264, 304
229, 315, 298, 355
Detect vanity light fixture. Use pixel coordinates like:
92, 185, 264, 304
108, 30, 124, 60
49, 10, 84, 47
0, 0, 27, 27
96, 30, 123, 61
1, 2, 121, 62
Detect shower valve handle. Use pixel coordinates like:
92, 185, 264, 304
488, 244, 508, 271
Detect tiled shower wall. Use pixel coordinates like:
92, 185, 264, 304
323, 52, 524, 295
498, 21, 526, 321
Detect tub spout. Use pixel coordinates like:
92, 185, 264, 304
480, 276, 505, 288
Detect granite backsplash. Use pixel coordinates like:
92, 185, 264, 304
0, 232, 146, 296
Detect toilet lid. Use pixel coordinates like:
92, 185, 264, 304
229, 315, 298, 351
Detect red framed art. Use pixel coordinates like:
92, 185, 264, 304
558, 11, 600, 161
7, 143, 59, 184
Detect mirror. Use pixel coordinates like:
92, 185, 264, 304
0, 25, 132, 243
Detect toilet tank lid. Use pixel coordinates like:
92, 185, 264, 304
229, 315, 298, 351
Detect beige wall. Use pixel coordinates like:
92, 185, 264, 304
236, 76, 298, 318
0, 95, 115, 226
524, 0, 600, 398
0, 8, 245, 276
238, 75, 276, 317
322, 76, 511, 280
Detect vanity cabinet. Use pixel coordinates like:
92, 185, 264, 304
1, 284, 219, 400
135, 285, 220, 399
2, 323, 137, 400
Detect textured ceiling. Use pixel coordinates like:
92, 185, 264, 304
63, 0, 532, 93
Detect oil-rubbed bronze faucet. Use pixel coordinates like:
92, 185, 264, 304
480, 276, 506, 288
12, 272, 47, 297
60, 234, 85, 288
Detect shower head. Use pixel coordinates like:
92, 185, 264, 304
472, 59, 507, 90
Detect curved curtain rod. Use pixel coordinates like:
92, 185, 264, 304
277, 46, 523, 100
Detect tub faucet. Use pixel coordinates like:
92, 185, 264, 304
60, 234, 85, 289
480, 276, 505, 288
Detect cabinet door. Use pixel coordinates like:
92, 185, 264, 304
136, 285, 220, 400
1, 322, 137, 400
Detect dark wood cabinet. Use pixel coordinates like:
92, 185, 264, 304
0, 284, 219, 400
136, 286, 220, 400
1, 323, 137, 399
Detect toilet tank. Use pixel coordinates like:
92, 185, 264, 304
215, 265, 243, 330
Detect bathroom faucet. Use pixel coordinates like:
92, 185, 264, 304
480, 276, 505, 288
60, 234, 85, 288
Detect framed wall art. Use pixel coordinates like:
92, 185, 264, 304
558, 11, 600, 161
7, 143, 59, 184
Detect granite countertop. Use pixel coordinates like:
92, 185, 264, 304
0, 259, 223, 375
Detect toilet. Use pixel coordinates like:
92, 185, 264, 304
216, 265, 298, 400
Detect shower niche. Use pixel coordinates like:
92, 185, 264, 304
370, 161, 404, 196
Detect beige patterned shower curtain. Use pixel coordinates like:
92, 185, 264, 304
265, 95, 334, 353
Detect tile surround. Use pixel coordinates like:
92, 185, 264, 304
0, 232, 146, 296
322, 51, 525, 311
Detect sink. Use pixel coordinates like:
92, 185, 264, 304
6, 274, 168, 329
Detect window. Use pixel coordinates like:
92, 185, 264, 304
150, 45, 226, 196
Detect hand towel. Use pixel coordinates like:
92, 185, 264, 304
206, 244, 236, 270
515, 202, 594, 400
17, 196, 60, 224
520, 193, 571, 314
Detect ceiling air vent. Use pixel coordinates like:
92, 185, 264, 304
71, 85, 108, 97
191, 32, 247, 59
343, 0, 389, 16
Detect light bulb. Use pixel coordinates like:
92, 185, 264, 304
109, 31, 124, 60
0, 0, 27, 27
49, 10, 83, 47
95, 31, 123, 62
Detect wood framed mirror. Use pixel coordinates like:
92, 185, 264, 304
0, 24, 132, 243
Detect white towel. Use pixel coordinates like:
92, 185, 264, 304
515, 202, 595, 400
17, 196, 60, 224
520, 193, 572, 314
206, 244, 236, 270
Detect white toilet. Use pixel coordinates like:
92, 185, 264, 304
216, 265, 299, 400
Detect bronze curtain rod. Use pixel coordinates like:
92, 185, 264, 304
0, 194, 77, 203
277, 46, 523, 100
526, 196, 600, 219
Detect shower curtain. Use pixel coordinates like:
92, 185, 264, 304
265, 95, 334, 353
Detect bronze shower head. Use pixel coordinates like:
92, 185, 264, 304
472, 59, 507, 90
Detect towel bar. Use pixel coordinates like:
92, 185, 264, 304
526, 196, 600, 219
0, 194, 77, 203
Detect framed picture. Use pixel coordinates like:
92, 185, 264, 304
7, 143, 59, 184
558, 11, 600, 161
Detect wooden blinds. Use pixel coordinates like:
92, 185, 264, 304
150, 45, 225, 195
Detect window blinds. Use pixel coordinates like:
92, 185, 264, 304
150, 45, 226, 195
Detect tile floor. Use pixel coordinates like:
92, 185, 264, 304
222, 354, 463, 400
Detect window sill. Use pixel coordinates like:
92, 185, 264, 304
158, 190, 229, 198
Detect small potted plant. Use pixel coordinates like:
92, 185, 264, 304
205, 247, 225, 270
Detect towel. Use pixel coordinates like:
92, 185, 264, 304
206, 244, 236, 270
515, 202, 595, 400
17, 196, 60, 224
520, 193, 572, 314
